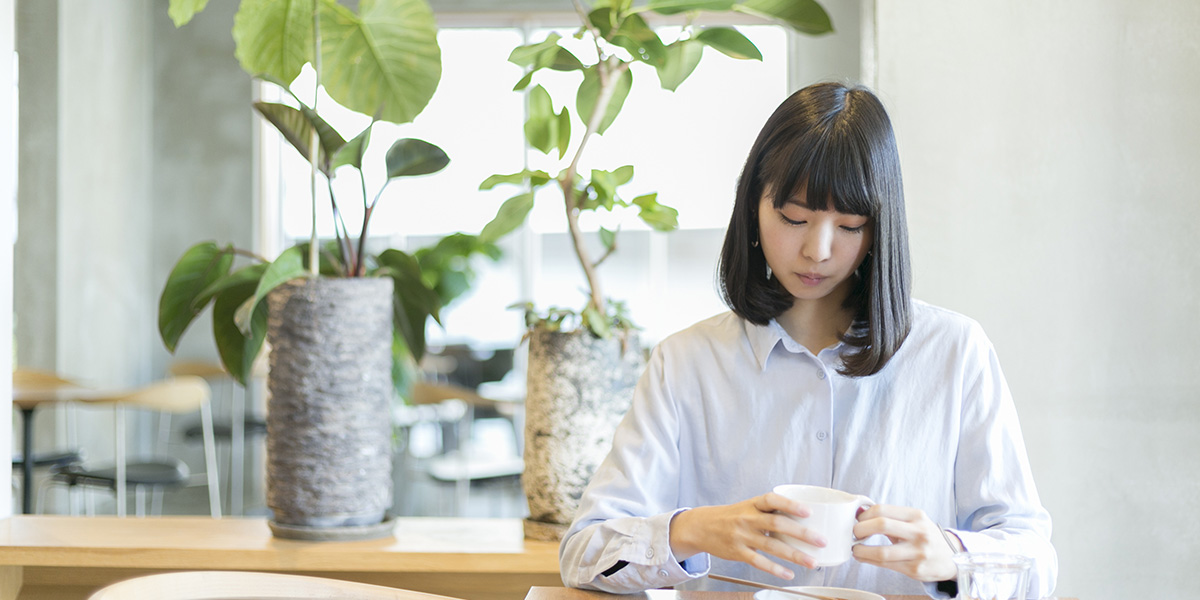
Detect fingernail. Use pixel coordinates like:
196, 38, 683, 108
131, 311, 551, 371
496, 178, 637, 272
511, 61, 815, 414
813, 535, 827, 547
780, 568, 794, 580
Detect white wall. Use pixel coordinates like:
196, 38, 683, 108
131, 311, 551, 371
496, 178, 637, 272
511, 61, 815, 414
870, 2, 1200, 599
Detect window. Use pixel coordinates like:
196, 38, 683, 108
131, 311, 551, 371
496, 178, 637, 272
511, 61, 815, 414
260, 16, 789, 349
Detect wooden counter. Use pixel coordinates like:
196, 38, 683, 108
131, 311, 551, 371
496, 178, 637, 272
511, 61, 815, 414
0, 516, 562, 600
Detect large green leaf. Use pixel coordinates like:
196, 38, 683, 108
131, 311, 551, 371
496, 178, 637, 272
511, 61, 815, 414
576, 66, 633, 136
253, 101, 347, 176
232, 0, 312, 86
479, 192, 535, 244
212, 279, 268, 386
734, 0, 833, 35
525, 85, 568, 156
695, 27, 762, 60
591, 10, 666, 66
195, 262, 270, 309
167, 0, 210, 27
320, 0, 442, 125
385, 138, 450, 178
641, 0, 735, 15
158, 242, 234, 353
656, 40, 704, 91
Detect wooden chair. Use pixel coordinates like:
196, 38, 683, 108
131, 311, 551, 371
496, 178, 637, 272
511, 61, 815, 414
86, 571, 462, 600
39, 376, 221, 517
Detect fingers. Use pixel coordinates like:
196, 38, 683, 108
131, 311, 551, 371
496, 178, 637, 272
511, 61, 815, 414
755, 492, 813, 518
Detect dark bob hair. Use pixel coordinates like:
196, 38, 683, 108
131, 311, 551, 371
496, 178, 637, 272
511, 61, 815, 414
718, 81, 911, 377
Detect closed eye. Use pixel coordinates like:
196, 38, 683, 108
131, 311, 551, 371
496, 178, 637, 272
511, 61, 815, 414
778, 212, 806, 226
841, 224, 866, 233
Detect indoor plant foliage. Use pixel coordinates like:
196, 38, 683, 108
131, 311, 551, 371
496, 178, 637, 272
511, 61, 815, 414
479, 0, 832, 539
160, 0, 495, 535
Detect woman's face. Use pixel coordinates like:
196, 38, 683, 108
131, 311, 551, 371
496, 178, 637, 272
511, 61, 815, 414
757, 188, 873, 309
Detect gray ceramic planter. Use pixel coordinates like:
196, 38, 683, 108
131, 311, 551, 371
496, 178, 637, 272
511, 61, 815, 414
522, 326, 644, 541
265, 277, 394, 537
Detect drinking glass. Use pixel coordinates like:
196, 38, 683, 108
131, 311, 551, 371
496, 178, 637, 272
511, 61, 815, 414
952, 552, 1032, 600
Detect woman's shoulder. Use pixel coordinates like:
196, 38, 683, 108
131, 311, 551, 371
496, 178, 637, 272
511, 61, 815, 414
909, 299, 992, 347
658, 310, 746, 347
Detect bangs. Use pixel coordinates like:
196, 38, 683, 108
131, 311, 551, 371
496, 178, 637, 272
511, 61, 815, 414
762, 121, 877, 217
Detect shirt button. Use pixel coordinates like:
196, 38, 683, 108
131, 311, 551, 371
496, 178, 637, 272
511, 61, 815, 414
818, 371, 827, 380
658, 569, 669, 576
817, 431, 828, 441
645, 548, 655, 558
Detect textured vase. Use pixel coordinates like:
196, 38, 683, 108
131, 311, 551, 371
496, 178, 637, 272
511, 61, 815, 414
265, 277, 394, 534
523, 326, 645, 541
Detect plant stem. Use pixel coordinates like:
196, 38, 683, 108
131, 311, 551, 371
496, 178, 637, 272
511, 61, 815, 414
562, 56, 627, 316
307, 0, 322, 276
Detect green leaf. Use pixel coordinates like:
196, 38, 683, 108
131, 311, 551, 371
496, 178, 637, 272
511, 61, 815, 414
212, 279, 268, 386
734, 0, 834, 35
158, 242, 234, 353
479, 170, 553, 191
605, 12, 667, 66
480, 192, 535, 243
385, 138, 450, 178
232, 0, 313, 86
319, 0, 442, 124
513, 70, 535, 91
509, 34, 564, 68
633, 193, 680, 231
253, 101, 347, 177
577, 67, 633, 136
377, 249, 442, 360
695, 27, 762, 60
582, 304, 611, 339
599, 226, 617, 250
524, 85, 557, 155
656, 40, 704, 91
642, 0, 734, 15
168, 0, 210, 27
555, 106, 572, 160
238, 246, 306, 336
612, 164, 634, 185
195, 262, 270, 309
332, 123, 373, 172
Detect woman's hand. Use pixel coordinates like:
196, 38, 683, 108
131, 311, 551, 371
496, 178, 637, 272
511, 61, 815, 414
851, 504, 958, 582
668, 493, 823, 580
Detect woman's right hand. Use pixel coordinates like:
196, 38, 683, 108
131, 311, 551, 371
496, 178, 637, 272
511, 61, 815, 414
668, 492, 825, 580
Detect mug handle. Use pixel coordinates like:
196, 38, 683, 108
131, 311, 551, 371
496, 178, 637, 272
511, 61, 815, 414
851, 496, 875, 545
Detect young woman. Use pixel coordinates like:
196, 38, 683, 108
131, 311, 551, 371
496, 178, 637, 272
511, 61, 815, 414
558, 82, 1057, 598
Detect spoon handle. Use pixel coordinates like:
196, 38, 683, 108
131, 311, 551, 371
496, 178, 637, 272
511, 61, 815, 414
707, 574, 840, 600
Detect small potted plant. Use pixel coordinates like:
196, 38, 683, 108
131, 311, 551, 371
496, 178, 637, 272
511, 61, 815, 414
478, 0, 833, 540
160, 0, 496, 538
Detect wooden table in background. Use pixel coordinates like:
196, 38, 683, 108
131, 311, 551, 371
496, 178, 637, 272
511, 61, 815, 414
0, 516, 561, 600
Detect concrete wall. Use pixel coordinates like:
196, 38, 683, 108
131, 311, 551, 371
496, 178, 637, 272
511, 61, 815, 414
869, 2, 1200, 599
2, 0, 15, 519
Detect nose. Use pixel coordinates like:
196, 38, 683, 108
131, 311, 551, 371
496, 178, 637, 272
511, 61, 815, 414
801, 222, 834, 263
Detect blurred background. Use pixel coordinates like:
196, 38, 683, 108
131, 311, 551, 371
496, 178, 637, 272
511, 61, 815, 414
2, 2, 1198, 600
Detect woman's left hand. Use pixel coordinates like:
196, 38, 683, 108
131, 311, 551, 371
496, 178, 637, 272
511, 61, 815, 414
851, 504, 958, 582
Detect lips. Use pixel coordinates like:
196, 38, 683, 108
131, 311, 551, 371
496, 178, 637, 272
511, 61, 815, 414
798, 273, 826, 285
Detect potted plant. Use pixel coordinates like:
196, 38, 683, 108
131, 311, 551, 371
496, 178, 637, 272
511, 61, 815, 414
477, 0, 833, 540
159, 0, 496, 538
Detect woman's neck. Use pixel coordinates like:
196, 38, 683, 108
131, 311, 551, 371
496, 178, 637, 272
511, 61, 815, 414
776, 293, 854, 355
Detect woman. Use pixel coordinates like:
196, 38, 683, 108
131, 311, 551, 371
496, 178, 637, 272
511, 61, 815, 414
558, 82, 1057, 598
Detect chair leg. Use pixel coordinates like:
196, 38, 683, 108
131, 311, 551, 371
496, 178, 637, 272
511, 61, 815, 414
201, 401, 222, 518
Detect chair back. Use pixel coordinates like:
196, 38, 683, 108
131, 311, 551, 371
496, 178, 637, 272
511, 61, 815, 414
86, 571, 462, 600
13, 368, 82, 388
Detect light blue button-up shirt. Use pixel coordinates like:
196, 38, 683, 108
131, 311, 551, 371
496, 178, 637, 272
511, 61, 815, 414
560, 300, 1057, 598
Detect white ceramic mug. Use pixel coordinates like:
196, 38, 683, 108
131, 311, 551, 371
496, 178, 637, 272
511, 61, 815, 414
772, 484, 874, 567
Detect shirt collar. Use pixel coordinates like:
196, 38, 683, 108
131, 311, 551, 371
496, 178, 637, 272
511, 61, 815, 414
744, 317, 846, 372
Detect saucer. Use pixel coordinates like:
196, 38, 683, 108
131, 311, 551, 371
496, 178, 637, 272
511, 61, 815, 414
753, 587, 884, 600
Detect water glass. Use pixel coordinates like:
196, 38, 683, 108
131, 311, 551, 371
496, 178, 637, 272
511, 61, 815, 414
952, 552, 1032, 600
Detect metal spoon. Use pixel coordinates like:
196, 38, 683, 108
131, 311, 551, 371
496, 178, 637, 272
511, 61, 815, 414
707, 574, 842, 600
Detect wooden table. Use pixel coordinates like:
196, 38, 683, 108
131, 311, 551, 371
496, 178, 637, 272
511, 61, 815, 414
525, 585, 1079, 600
0, 516, 561, 600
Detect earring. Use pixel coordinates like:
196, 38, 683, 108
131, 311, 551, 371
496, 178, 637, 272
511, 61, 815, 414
752, 239, 759, 248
